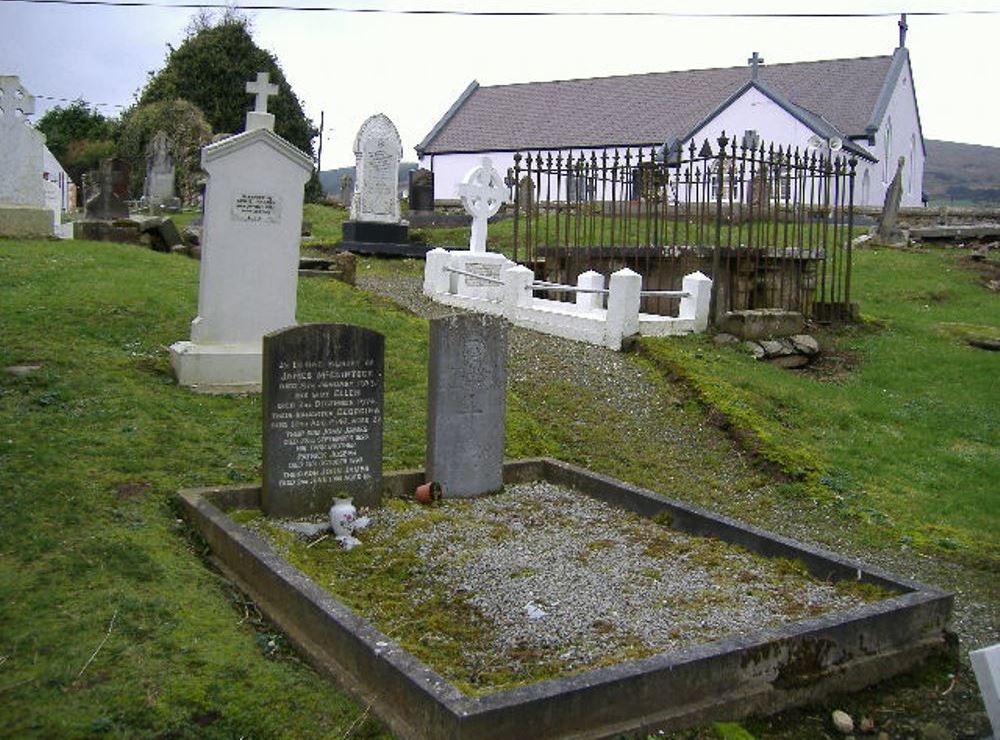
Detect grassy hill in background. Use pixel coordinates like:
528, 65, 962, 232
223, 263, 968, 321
924, 139, 1000, 205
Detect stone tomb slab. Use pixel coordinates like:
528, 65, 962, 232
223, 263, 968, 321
179, 458, 954, 740
426, 313, 506, 497
262, 324, 384, 516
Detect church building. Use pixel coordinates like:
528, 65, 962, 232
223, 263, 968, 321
416, 20, 923, 208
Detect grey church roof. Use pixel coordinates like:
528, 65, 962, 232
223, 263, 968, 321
418, 51, 904, 156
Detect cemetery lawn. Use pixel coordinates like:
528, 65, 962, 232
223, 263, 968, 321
0, 239, 433, 737
1, 237, 995, 736
640, 246, 1000, 570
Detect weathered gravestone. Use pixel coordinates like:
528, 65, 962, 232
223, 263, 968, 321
426, 313, 506, 498
408, 167, 434, 211
873, 156, 906, 246
339, 173, 353, 205
262, 324, 384, 517
143, 130, 180, 211
517, 175, 534, 211
341, 113, 426, 256
84, 157, 130, 220
170, 72, 312, 391
0, 75, 52, 237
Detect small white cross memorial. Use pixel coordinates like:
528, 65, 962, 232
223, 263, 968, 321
457, 156, 507, 253
244, 72, 278, 132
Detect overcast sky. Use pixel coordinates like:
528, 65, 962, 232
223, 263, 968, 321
3, 0, 998, 168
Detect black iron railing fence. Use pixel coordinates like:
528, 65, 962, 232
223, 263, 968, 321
509, 133, 857, 321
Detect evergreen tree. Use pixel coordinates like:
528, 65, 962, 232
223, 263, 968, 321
137, 13, 316, 158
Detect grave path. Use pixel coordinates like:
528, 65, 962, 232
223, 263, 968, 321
357, 265, 998, 738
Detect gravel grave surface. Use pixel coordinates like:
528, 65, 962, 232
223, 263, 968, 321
366, 482, 876, 670
354, 266, 998, 736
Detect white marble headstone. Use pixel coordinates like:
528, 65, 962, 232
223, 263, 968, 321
350, 113, 402, 224
0, 75, 45, 208
457, 156, 507, 254
169, 74, 313, 391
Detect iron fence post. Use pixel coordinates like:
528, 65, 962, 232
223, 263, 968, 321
845, 157, 857, 308
709, 132, 728, 325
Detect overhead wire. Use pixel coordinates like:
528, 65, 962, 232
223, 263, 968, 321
2, 0, 999, 16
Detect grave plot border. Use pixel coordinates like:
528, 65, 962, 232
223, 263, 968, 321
178, 458, 953, 740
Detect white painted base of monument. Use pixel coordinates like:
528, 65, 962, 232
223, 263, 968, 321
445, 251, 512, 300
424, 248, 712, 350
971, 643, 1000, 738
169, 340, 265, 393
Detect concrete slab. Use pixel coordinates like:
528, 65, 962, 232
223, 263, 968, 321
179, 458, 953, 739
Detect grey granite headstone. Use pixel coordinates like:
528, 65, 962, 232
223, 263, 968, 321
426, 314, 506, 498
408, 168, 434, 212
262, 323, 384, 517
143, 130, 177, 208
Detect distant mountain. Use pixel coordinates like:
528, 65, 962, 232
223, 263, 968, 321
319, 162, 419, 198
924, 139, 1000, 205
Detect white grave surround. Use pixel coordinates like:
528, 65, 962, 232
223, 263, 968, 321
424, 250, 712, 350
170, 127, 312, 391
423, 157, 711, 350
0, 75, 53, 237
971, 643, 1000, 738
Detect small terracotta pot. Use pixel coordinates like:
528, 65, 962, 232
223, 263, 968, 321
414, 481, 443, 504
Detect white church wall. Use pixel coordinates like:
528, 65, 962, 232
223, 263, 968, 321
869, 60, 925, 206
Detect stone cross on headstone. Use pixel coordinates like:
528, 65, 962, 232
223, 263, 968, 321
245, 72, 278, 132
748, 52, 765, 80
457, 156, 507, 253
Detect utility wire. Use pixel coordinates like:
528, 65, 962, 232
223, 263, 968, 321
34, 94, 125, 109
3, 0, 1000, 16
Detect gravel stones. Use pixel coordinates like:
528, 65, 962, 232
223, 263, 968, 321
339, 483, 876, 682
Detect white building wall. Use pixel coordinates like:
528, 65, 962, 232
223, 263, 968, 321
42, 145, 69, 212
688, 87, 820, 159
420, 151, 517, 202
865, 61, 924, 207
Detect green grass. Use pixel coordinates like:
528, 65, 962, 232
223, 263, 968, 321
1, 235, 995, 734
640, 247, 1000, 565
0, 240, 430, 736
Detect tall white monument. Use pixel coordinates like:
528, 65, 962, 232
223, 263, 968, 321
445, 157, 510, 300
170, 71, 312, 392
0, 75, 53, 237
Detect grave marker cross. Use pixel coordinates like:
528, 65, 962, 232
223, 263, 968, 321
246, 72, 278, 113
0, 76, 35, 118
457, 156, 507, 253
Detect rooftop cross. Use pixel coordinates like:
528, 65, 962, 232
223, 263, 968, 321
246, 72, 278, 114
747, 52, 765, 81
898, 13, 908, 48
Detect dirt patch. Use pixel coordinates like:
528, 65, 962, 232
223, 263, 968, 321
797, 348, 862, 383
114, 480, 152, 500
960, 253, 1000, 291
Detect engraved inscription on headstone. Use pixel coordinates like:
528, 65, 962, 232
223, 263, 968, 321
426, 314, 506, 498
232, 192, 282, 223
462, 261, 503, 287
262, 324, 384, 517
350, 113, 403, 224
